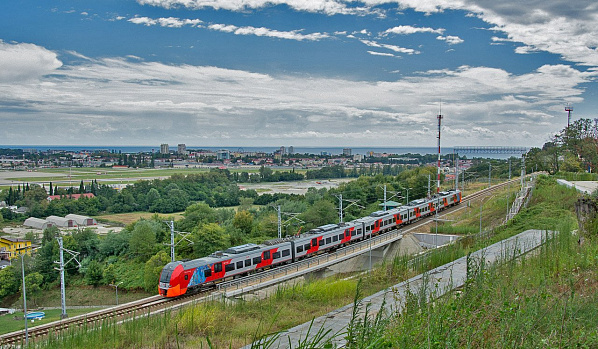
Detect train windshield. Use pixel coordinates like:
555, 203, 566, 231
160, 269, 173, 283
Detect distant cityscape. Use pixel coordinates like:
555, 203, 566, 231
0, 144, 472, 171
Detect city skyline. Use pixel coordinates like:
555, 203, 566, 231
1, 1, 597, 148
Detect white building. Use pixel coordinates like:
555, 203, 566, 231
46, 215, 77, 228
65, 214, 97, 226
24, 217, 54, 230
160, 144, 170, 154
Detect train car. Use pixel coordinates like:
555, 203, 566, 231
292, 222, 358, 260
159, 242, 292, 297
160, 188, 463, 298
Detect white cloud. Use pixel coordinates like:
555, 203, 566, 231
360, 39, 419, 54
128, 16, 203, 27
137, 0, 372, 16
1, 44, 594, 146
437, 35, 464, 45
133, 1, 598, 67
128, 16, 328, 41
0, 40, 62, 82
367, 51, 397, 57
383, 25, 444, 35
207, 23, 329, 41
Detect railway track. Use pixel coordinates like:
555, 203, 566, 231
0, 175, 531, 347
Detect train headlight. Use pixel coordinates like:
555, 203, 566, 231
159, 282, 170, 289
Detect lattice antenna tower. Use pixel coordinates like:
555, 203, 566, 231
437, 102, 443, 193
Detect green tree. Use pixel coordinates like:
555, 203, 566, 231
21, 272, 43, 307
128, 220, 159, 261
143, 251, 171, 292
0, 266, 19, 298
85, 260, 104, 287
300, 199, 337, 228
178, 203, 217, 232
103, 263, 117, 284
233, 210, 254, 235
192, 223, 230, 258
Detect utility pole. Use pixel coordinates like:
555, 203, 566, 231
277, 205, 282, 239
55, 237, 80, 319
21, 254, 28, 345
169, 220, 175, 262
274, 205, 304, 238
383, 185, 387, 211
109, 281, 123, 305
427, 174, 431, 198
164, 220, 192, 262
337, 193, 343, 223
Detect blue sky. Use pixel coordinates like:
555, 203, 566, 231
1, 0, 597, 148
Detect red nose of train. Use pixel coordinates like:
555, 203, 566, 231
158, 262, 185, 297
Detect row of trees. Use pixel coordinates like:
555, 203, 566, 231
526, 118, 598, 174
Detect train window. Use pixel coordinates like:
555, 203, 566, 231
282, 249, 290, 257
311, 238, 318, 247
326, 237, 331, 244
253, 257, 261, 265
245, 259, 251, 267
357, 228, 362, 234
204, 269, 212, 278
264, 251, 271, 260
214, 262, 222, 273
273, 251, 280, 259
297, 246, 303, 253
236, 261, 243, 269
225, 264, 235, 272
318, 239, 324, 246
184, 274, 188, 280
338, 234, 343, 240
333, 235, 338, 242
304, 244, 310, 251
352, 230, 357, 236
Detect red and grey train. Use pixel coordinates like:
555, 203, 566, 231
159, 189, 462, 297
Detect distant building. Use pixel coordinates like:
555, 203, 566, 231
177, 144, 187, 155
160, 144, 169, 155
65, 214, 97, 226
280, 146, 286, 155
47, 193, 95, 201
46, 215, 77, 228
343, 148, 352, 156
353, 154, 364, 162
288, 146, 294, 154
23, 217, 53, 230
217, 149, 230, 160
0, 236, 33, 259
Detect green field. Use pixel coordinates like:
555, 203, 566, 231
0, 308, 104, 335
3, 166, 309, 184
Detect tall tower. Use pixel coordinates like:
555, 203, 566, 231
565, 103, 573, 128
437, 109, 443, 194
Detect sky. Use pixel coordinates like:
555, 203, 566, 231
1, 0, 597, 148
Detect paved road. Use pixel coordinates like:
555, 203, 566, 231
244, 229, 554, 348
